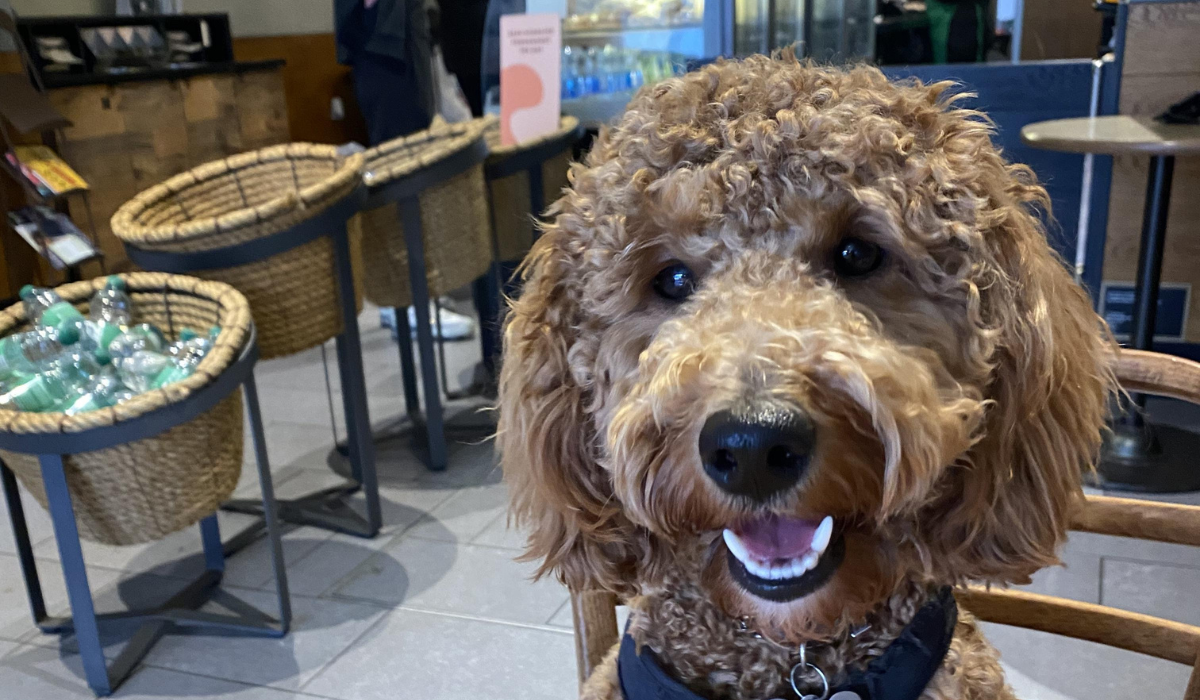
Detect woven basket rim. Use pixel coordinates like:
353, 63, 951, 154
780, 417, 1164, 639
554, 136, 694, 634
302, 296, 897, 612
110, 143, 365, 248
0, 273, 252, 435
363, 117, 492, 187
485, 115, 580, 160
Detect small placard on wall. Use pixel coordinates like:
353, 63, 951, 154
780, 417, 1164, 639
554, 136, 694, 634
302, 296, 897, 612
1100, 281, 1191, 342
499, 13, 561, 147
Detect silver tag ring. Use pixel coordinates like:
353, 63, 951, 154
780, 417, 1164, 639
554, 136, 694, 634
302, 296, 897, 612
789, 660, 829, 700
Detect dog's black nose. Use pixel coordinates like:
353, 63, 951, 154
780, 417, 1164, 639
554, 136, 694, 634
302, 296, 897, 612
699, 404, 815, 502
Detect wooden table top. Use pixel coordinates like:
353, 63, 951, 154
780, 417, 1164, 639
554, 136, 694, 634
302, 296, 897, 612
1021, 115, 1200, 156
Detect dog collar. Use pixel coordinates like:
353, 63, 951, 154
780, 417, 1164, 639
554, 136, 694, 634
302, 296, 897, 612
617, 586, 957, 700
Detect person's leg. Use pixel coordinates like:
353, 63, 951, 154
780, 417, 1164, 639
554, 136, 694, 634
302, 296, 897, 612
352, 52, 433, 145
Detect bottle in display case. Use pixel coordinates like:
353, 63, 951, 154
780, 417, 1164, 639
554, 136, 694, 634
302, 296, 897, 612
481, 0, 729, 127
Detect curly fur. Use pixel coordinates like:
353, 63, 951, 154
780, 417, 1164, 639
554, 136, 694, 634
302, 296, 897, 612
499, 52, 1115, 700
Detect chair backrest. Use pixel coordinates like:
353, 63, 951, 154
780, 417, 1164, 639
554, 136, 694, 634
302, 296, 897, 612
569, 589, 621, 686
569, 349, 1200, 695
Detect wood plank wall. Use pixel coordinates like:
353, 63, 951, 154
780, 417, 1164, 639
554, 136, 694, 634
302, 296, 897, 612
48, 69, 290, 273
233, 33, 368, 147
1102, 1, 1200, 342
1, 31, 366, 293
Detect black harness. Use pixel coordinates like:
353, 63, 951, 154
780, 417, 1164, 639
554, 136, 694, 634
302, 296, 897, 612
618, 587, 958, 700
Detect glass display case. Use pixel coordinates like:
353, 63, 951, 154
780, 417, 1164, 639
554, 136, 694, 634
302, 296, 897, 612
481, 0, 732, 126
562, 0, 710, 56
735, 0, 874, 61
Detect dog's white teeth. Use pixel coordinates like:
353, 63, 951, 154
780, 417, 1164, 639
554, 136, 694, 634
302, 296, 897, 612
747, 559, 773, 579
811, 516, 833, 555
726, 521, 835, 582
801, 551, 819, 573
723, 529, 751, 566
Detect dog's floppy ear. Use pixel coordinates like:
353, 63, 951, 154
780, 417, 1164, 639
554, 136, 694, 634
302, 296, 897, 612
498, 223, 644, 596
927, 165, 1114, 584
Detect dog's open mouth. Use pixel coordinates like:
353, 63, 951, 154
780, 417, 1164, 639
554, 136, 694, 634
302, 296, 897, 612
723, 514, 845, 603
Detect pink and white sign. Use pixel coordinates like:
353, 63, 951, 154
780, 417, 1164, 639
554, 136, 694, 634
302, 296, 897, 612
499, 13, 561, 146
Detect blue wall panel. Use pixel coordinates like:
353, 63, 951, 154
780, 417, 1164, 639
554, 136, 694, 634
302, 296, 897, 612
882, 60, 1109, 298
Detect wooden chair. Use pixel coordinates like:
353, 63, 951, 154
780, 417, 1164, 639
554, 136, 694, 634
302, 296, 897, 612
568, 349, 1200, 696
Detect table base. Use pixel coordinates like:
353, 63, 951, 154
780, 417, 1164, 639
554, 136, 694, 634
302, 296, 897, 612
1094, 418, 1200, 493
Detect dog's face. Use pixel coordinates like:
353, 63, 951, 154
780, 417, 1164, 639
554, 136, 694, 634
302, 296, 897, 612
500, 57, 1112, 641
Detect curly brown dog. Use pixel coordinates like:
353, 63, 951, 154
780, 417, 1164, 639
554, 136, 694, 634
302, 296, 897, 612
498, 52, 1115, 700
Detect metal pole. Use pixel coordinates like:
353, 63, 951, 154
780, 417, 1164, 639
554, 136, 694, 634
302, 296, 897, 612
244, 372, 293, 632
2, 462, 47, 624
400, 197, 448, 471
395, 307, 422, 419
1010, 0, 1023, 64
1074, 58, 1105, 282
199, 515, 224, 574
1130, 156, 1174, 352
331, 223, 382, 533
39, 453, 111, 696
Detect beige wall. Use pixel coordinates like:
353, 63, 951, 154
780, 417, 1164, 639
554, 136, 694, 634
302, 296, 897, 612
5, 0, 333, 36
9, 0, 107, 16
184, 0, 332, 36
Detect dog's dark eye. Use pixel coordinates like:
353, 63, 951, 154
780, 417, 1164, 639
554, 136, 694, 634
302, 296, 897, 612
652, 263, 696, 301
833, 238, 884, 277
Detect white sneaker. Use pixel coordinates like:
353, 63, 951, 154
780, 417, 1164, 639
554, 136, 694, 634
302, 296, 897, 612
408, 302, 475, 340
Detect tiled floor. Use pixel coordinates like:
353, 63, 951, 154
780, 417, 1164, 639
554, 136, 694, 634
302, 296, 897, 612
1, 303, 1198, 699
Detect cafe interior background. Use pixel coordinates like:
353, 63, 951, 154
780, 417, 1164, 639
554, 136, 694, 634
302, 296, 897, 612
0, 0, 1199, 698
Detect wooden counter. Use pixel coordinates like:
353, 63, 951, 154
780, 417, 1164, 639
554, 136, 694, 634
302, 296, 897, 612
47, 62, 290, 274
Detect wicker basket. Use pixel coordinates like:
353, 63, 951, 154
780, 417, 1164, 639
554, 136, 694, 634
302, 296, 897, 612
354, 119, 492, 309
485, 116, 579, 261
111, 143, 366, 360
0, 273, 251, 546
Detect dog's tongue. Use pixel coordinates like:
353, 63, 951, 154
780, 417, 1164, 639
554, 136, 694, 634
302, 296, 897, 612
735, 514, 820, 560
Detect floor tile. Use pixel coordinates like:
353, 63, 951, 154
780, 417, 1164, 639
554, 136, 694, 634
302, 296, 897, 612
141, 591, 385, 691
1017, 539, 1101, 603
983, 621, 1191, 699
471, 511, 531, 551
275, 486, 460, 598
256, 383, 404, 435
0, 642, 310, 699
20, 570, 208, 656
0, 554, 122, 641
233, 463, 306, 501
280, 533, 394, 598
222, 526, 333, 591
0, 644, 109, 699
1000, 662, 1085, 700
471, 512, 529, 551
405, 483, 509, 543
302, 608, 576, 700
546, 599, 571, 628
369, 422, 501, 489
327, 536, 568, 625
116, 666, 312, 698
0, 484, 56, 557
30, 511, 259, 579
253, 307, 481, 405
261, 467, 457, 533
248, 422, 344, 472
546, 600, 630, 632
1065, 529, 1200, 570
1101, 557, 1200, 625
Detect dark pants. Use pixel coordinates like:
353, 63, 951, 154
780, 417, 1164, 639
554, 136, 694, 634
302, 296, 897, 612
352, 51, 433, 145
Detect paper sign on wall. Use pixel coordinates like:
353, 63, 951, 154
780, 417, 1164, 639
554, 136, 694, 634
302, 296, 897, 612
499, 13, 561, 147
